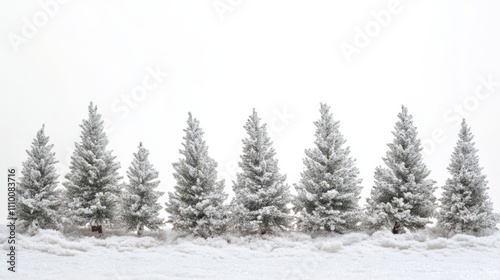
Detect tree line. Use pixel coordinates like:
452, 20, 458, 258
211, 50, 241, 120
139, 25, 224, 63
16, 102, 499, 237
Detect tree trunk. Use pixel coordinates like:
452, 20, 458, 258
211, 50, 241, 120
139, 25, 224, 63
137, 224, 144, 236
91, 225, 103, 234
392, 221, 401, 234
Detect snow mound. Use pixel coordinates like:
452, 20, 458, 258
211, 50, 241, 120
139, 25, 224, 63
318, 240, 343, 253
18, 229, 90, 256
426, 238, 449, 250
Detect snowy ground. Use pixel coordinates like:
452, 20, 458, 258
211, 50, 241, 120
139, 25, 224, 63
1, 226, 500, 280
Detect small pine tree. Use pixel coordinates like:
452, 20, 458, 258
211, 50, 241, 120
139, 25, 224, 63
231, 109, 292, 234
294, 103, 363, 233
438, 120, 499, 234
366, 106, 437, 233
17, 125, 61, 231
122, 142, 165, 235
63, 102, 122, 232
166, 113, 228, 237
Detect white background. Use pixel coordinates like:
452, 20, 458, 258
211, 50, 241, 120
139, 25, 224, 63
1, 0, 500, 224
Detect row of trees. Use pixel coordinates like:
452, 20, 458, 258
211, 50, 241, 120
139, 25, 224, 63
16, 103, 499, 237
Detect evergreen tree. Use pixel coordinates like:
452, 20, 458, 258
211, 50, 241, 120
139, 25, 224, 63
438, 120, 499, 234
166, 113, 228, 237
63, 102, 122, 232
294, 103, 363, 233
231, 109, 292, 234
17, 125, 61, 230
122, 142, 165, 235
366, 106, 437, 232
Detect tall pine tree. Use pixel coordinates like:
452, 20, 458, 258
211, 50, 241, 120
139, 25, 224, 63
231, 109, 292, 234
438, 120, 499, 234
122, 142, 165, 235
166, 113, 228, 237
17, 125, 61, 231
366, 106, 436, 232
63, 102, 122, 232
294, 103, 362, 233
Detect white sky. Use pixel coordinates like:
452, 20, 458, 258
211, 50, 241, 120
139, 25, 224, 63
1, 0, 500, 224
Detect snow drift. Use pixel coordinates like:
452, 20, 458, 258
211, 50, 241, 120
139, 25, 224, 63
1, 226, 500, 279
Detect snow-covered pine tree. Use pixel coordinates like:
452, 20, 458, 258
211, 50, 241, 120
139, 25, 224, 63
63, 102, 122, 232
122, 142, 165, 235
366, 106, 437, 233
294, 103, 363, 233
166, 113, 228, 237
231, 109, 292, 234
17, 125, 61, 231
438, 119, 499, 234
